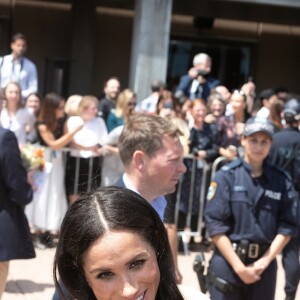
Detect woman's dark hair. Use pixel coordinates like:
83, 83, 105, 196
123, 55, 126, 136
38, 92, 63, 132
53, 186, 184, 300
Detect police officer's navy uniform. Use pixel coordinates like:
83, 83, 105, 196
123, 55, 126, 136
205, 157, 298, 300
269, 123, 300, 300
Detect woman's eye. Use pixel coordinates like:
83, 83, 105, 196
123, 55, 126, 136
130, 259, 146, 270
97, 271, 114, 280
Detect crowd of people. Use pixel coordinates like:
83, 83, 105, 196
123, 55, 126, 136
0, 32, 299, 300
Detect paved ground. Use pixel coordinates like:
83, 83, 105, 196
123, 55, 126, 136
2, 247, 299, 299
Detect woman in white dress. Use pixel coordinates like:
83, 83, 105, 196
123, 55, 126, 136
0, 81, 35, 144
25, 92, 83, 248
65, 95, 108, 203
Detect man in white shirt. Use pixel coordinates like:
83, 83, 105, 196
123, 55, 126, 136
0, 33, 38, 101
118, 114, 187, 283
136, 79, 165, 114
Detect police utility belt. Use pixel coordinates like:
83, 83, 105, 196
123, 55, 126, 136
205, 240, 270, 294
232, 239, 270, 262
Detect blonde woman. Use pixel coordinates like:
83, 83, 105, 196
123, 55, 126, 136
106, 88, 136, 132
66, 95, 108, 203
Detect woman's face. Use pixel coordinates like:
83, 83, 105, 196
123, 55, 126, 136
82, 102, 98, 121
210, 99, 225, 117
230, 94, 246, 114
55, 101, 65, 119
192, 102, 207, 124
83, 230, 160, 300
126, 97, 137, 116
241, 132, 272, 165
26, 94, 40, 115
5, 83, 21, 106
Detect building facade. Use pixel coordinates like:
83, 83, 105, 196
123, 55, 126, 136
0, 0, 299, 100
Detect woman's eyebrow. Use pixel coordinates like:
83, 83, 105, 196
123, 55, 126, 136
89, 252, 149, 273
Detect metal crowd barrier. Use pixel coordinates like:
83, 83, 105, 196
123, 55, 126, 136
176, 155, 229, 256
59, 147, 102, 196
32, 146, 230, 256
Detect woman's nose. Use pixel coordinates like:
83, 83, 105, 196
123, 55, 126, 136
120, 276, 139, 298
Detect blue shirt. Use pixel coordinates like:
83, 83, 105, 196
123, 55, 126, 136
121, 174, 167, 221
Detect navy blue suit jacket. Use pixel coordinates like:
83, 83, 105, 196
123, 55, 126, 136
0, 127, 35, 261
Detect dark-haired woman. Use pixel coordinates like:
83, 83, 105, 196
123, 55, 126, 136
54, 186, 209, 300
25, 93, 83, 248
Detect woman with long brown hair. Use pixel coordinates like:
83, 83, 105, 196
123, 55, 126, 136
26, 93, 83, 248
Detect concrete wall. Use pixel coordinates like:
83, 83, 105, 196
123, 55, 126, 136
256, 33, 300, 93
93, 9, 133, 96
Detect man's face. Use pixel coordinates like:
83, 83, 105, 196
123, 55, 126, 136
104, 79, 120, 101
194, 60, 211, 74
142, 135, 186, 197
11, 39, 27, 58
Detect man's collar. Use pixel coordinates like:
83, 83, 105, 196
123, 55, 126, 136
9, 53, 23, 63
122, 173, 140, 195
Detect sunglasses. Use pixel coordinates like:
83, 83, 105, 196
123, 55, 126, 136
128, 102, 137, 107
232, 89, 246, 96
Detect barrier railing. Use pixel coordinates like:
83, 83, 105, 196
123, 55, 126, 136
29, 146, 229, 256
176, 155, 229, 256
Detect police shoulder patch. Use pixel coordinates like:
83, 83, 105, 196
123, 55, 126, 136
207, 181, 217, 201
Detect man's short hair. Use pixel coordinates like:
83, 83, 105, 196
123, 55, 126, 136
151, 80, 165, 93
11, 33, 26, 43
193, 53, 211, 66
118, 114, 181, 166
103, 77, 120, 89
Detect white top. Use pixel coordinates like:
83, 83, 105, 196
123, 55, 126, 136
256, 106, 270, 118
136, 94, 159, 113
0, 107, 36, 144
0, 54, 38, 100
67, 116, 108, 158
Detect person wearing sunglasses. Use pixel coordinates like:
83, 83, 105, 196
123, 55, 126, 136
106, 89, 137, 132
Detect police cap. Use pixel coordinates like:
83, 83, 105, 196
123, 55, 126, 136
283, 98, 300, 121
243, 117, 274, 138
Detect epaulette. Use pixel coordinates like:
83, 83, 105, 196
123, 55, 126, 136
221, 158, 242, 172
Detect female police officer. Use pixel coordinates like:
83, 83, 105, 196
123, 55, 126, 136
205, 117, 299, 300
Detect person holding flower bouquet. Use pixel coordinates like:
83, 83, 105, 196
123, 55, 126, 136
25, 92, 83, 248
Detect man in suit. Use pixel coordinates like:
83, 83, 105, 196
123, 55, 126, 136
176, 53, 219, 102
0, 90, 35, 296
118, 114, 187, 283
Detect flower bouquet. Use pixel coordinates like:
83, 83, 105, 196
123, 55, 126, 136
20, 144, 45, 171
